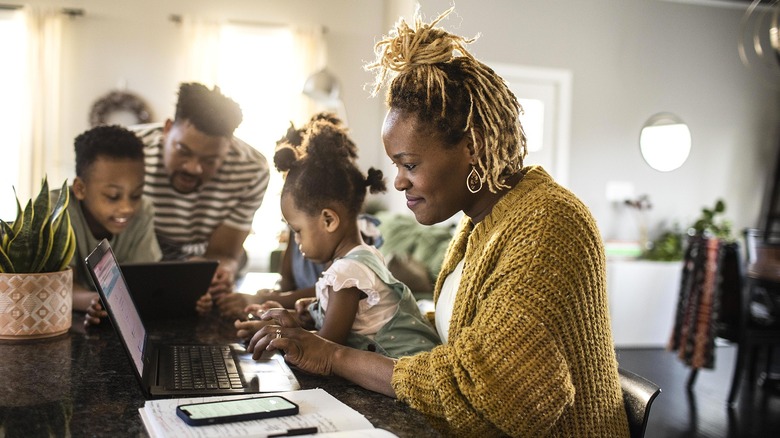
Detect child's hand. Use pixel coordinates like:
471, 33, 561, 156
294, 297, 317, 330
196, 292, 213, 315
234, 319, 271, 340
256, 289, 289, 306
256, 288, 279, 300
245, 301, 284, 316
207, 266, 234, 297
214, 292, 249, 320
84, 297, 107, 327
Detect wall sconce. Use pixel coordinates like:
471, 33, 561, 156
302, 68, 348, 123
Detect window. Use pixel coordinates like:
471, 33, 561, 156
0, 9, 26, 220
491, 64, 572, 187
213, 24, 310, 271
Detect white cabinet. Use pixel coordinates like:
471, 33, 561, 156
606, 259, 683, 347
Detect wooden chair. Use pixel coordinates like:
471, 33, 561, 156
726, 228, 780, 406
618, 367, 662, 438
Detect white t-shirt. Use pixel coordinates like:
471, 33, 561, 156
435, 258, 465, 344
315, 245, 400, 336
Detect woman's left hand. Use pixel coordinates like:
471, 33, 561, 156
247, 308, 340, 376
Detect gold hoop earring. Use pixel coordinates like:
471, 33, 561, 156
466, 165, 483, 194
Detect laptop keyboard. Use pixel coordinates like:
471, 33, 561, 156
171, 345, 245, 390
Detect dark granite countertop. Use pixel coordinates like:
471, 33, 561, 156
0, 312, 441, 437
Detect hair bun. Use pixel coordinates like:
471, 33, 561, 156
365, 167, 387, 194
273, 145, 298, 172
309, 112, 345, 127
304, 120, 353, 163
278, 121, 304, 147
367, 7, 477, 95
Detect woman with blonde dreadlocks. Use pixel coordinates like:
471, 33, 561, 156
247, 8, 630, 437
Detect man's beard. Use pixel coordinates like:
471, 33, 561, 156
170, 171, 202, 194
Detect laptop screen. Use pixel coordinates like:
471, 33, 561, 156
91, 246, 147, 375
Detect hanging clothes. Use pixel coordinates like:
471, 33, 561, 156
668, 236, 740, 369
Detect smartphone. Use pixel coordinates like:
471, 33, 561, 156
176, 395, 299, 426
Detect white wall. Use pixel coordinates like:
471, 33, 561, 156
21, 0, 387, 194
412, 0, 780, 242
17, 0, 780, 243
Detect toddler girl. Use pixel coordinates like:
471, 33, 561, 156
238, 116, 440, 358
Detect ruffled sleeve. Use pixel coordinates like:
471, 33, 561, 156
317, 257, 383, 307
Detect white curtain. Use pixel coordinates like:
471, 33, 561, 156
0, 9, 26, 219
293, 26, 331, 119
22, 5, 64, 199
175, 19, 326, 127
177, 16, 223, 87
174, 19, 328, 270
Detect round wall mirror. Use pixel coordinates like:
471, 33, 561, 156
639, 112, 691, 172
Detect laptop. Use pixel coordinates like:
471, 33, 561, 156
120, 260, 218, 321
85, 238, 300, 399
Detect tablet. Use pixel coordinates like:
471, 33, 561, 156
120, 260, 219, 321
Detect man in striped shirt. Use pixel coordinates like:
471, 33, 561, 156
132, 83, 269, 302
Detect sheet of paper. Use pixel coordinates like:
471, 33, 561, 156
139, 388, 390, 438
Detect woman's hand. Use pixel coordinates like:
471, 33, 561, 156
84, 297, 107, 326
247, 308, 340, 376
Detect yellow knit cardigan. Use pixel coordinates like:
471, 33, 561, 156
391, 166, 630, 437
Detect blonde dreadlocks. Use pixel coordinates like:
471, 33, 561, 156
366, 7, 527, 193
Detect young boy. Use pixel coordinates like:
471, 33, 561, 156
52, 124, 161, 325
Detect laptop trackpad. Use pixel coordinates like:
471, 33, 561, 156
235, 350, 300, 392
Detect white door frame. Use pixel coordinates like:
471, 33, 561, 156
489, 63, 572, 187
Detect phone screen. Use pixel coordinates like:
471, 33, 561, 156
177, 396, 298, 425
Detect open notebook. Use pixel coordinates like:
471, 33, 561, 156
85, 238, 300, 399
139, 388, 398, 437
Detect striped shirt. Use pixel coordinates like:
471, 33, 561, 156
132, 123, 269, 260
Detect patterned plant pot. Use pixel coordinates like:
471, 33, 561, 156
0, 268, 72, 340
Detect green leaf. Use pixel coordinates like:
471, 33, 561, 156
31, 177, 50, 230
34, 182, 70, 272
55, 222, 76, 272
46, 209, 75, 272
31, 177, 53, 272
6, 200, 34, 273
0, 244, 13, 273
0, 219, 12, 249
10, 188, 23, 236
31, 219, 53, 272
49, 181, 69, 226
3, 178, 75, 273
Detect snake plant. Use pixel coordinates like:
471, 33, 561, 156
0, 177, 76, 273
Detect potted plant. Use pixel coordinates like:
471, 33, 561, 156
689, 198, 732, 240
642, 199, 733, 262
0, 177, 76, 340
